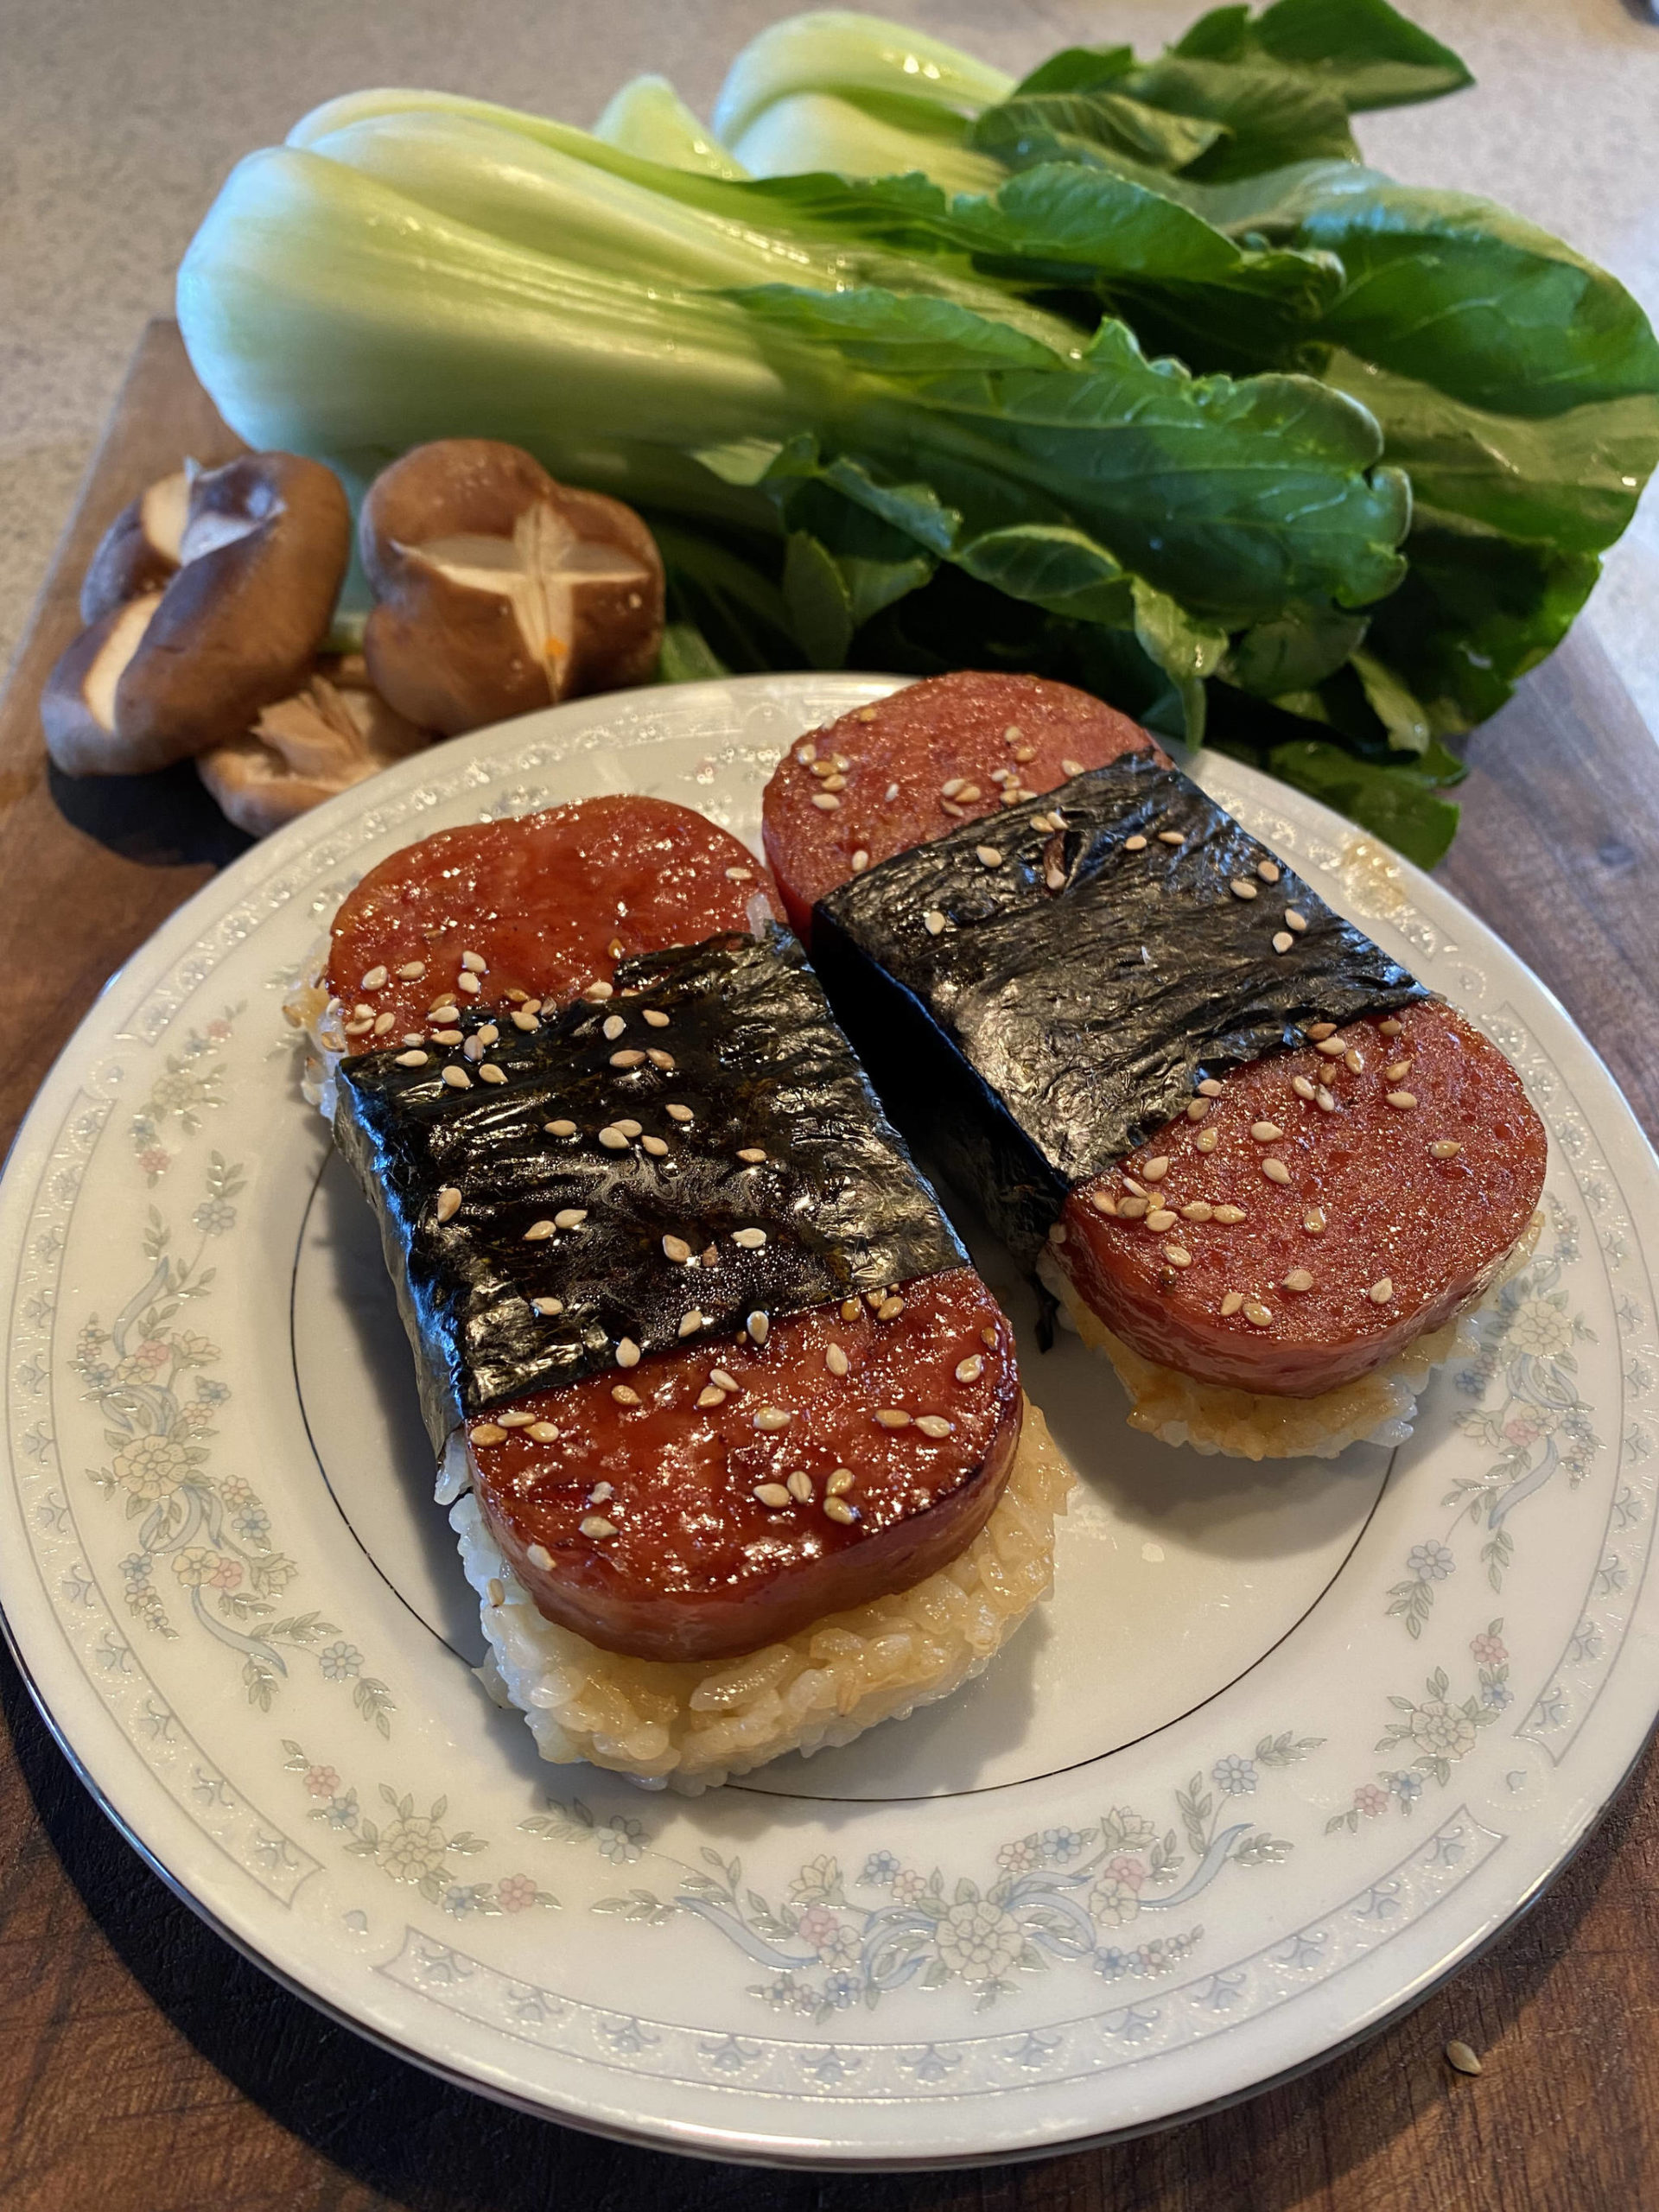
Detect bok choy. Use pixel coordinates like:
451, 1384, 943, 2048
176, 0, 1659, 865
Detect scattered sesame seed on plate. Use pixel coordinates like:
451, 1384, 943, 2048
1445, 2041, 1483, 2076
976, 845, 1003, 868
1124, 834, 1148, 852
1213, 1205, 1247, 1224
1432, 1139, 1464, 1159
1157, 830, 1185, 846
697, 1385, 725, 1408
1181, 1201, 1213, 1223
397, 1049, 429, 1068
434, 1186, 461, 1224
1369, 1278, 1395, 1304
1286, 910, 1307, 932
923, 909, 947, 935
610, 1049, 645, 1068
823, 1497, 858, 1525
710, 1368, 740, 1393
603, 1014, 626, 1040
678, 1310, 706, 1338
1256, 860, 1281, 883
611, 1385, 640, 1406
1061, 756, 1084, 776
733, 1227, 767, 1249
642, 1135, 669, 1157
753, 1484, 791, 1510
1090, 1190, 1118, 1216
1198, 1078, 1224, 1097
478, 1065, 507, 1084
1243, 1301, 1274, 1327
457, 971, 481, 995
396, 960, 426, 980
1387, 1090, 1419, 1110
812, 792, 840, 811
1166, 1245, 1192, 1267
1379, 1016, 1404, 1037
877, 1295, 906, 1320
667, 1103, 695, 1122
875, 1408, 912, 1428
1220, 1291, 1244, 1317
1186, 1099, 1211, 1121
1272, 932, 1294, 954
646, 1048, 676, 1070
662, 1235, 692, 1263
786, 1470, 816, 1503
1282, 1268, 1314, 1293
852, 849, 870, 872
915, 1414, 954, 1438
579, 1516, 618, 1541
1195, 1128, 1219, 1153
616, 1338, 641, 1368
1250, 1122, 1284, 1142
1262, 1159, 1292, 1185
1303, 1207, 1327, 1233
1293, 1076, 1316, 1101
523, 1220, 556, 1242
1147, 1209, 1177, 1232
1230, 880, 1258, 900
955, 1355, 983, 1383
532, 1297, 563, 1316
747, 1311, 770, 1344
644, 1009, 671, 1029
442, 1066, 472, 1090
472, 1423, 506, 1446
826, 1344, 849, 1376
360, 965, 388, 991
526, 1541, 553, 1567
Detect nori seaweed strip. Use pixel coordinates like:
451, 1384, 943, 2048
335, 923, 965, 1446
811, 753, 1429, 1265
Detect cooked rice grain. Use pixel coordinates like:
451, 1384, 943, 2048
451, 1402, 1071, 1792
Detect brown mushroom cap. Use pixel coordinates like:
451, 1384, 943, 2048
359, 439, 664, 737
104, 453, 352, 772
196, 655, 430, 837
41, 592, 167, 776
79, 469, 190, 624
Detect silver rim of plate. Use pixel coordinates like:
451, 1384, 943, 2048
3, 671, 1657, 2169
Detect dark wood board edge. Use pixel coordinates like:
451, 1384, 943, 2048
3, 318, 1659, 2212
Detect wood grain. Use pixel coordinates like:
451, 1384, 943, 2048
3, 321, 1658, 2212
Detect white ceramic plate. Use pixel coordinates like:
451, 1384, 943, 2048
3, 673, 1656, 2169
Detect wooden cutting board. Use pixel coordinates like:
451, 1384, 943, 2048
3, 318, 1658, 2212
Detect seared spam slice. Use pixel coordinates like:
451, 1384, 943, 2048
762, 671, 1156, 936
467, 1267, 1021, 1662
327, 792, 778, 1043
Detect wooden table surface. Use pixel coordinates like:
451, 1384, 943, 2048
4, 321, 1659, 2212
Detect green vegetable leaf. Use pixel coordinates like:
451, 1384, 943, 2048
970, 91, 1230, 178
952, 523, 1135, 626
1013, 45, 1137, 99
1117, 56, 1358, 181
1227, 599, 1368, 694
1131, 579, 1230, 741
1266, 736, 1459, 867
1173, 0, 1472, 112
731, 282, 1062, 373
1351, 645, 1431, 753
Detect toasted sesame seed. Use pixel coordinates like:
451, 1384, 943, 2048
616, 1339, 641, 1368
821, 774, 847, 792
875, 1408, 912, 1428
479, 1064, 507, 1084
523, 1221, 556, 1242
1090, 1190, 1118, 1216
733, 1227, 767, 1249
1273, 932, 1294, 954
1386, 1059, 1413, 1081
396, 960, 426, 980
545, 1118, 577, 1137
641, 1135, 669, 1157
1243, 1301, 1274, 1327
811, 792, 840, 811
461, 950, 486, 973
1303, 1207, 1327, 1234
1141, 1156, 1171, 1182
532, 1297, 563, 1317
511, 1009, 541, 1033
1220, 1291, 1245, 1316
487, 1578, 505, 1606
430, 1029, 463, 1046
942, 777, 966, 798
923, 908, 947, 936
754, 1483, 791, 1510
402, 1033, 424, 1047
1187, 1098, 1211, 1121
1195, 1128, 1219, 1153
916, 1414, 954, 1438
1166, 1244, 1194, 1268
442, 1066, 472, 1090
697, 1385, 725, 1408
662, 1235, 692, 1263
1306, 1022, 1337, 1042
1122, 1177, 1145, 1197
747, 1311, 769, 1344
1198, 1078, 1224, 1097
884, 782, 899, 802
1282, 1268, 1314, 1293
640, 1008, 670, 1031
798, 742, 818, 761
1286, 910, 1307, 933
1379, 1017, 1404, 1037
611, 1385, 640, 1406
361, 964, 389, 990
463, 1033, 486, 1061
1262, 1159, 1292, 1185
526, 1541, 554, 1567
814, 1344, 845, 1381
877, 1295, 906, 1320
1230, 879, 1258, 900
981, 1326, 998, 1347
1213, 1205, 1247, 1224
851, 849, 871, 873
1157, 829, 1185, 846
1315, 1036, 1347, 1058
603, 1014, 626, 1040
372, 1011, 397, 1035
1387, 1090, 1418, 1110
1124, 834, 1148, 852
976, 845, 1003, 868
435, 1186, 462, 1223
579, 1516, 618, 1540
823, 1496, 858, 1524
952, 1355, 987, 1389
1293, 1076, 1316, 1101
733, 1147, 767, 1166
678, 1310, 706, 1338
1147, 1208, 1177, 1231
826, 1469, 855, 1498
1317, 1086, 1338, 1113
457, 971, 481, 995
397, 1049, 429, 1068
1445, 2040, 1483, 2077
667, 1103, 695, 1122
724, 865, 753, 883
785, 1469, 816, 1503
609, 1049, 645, 1069
1061, 756, 1084, 776
1117, 1195, 1150, 1220
585, 981, 614, 1001
646, 1048, 676, 1070
527, 1421, 559, 1441
1431, 1139, 1464, 1160
471, 1423, 506, 1446
1369, 1278, 1395, 1304
1344, 1049, 1364, 1075
1180, 1201, 1214, 1223
1251, 1122, 1284, 1142
710, 1369, 740, 1393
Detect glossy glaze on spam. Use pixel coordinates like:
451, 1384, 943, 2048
469, 1267, 1022, 1662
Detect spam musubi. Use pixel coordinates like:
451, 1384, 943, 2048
303, 792, 1068, 1787
764, 673, 1546, 1459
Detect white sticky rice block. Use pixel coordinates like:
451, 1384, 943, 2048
450, 1402, 1071, 1793
1037, 1211, 1542, 1462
